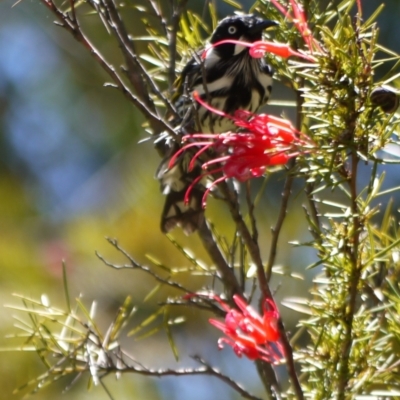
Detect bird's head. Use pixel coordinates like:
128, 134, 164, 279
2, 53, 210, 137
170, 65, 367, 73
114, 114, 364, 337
209, 14, 278, 58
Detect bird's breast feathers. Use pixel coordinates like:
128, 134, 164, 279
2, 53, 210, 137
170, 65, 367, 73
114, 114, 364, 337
191, 55, 272, 132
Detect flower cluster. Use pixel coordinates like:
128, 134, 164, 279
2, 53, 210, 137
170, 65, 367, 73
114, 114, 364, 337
209, 294, 283, 363
169, 93, 312, 207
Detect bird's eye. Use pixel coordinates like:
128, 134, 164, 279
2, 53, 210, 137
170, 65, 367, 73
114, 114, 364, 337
228, 26, 237, 35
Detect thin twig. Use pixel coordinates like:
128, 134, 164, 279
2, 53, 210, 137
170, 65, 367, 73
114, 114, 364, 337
161, 298, 225, 317
41, 0, 176, 137
197, 219, 242, 297
219, 182, 270, 300
245, 181, 259, 242
304, 182, 322, 243
168, 0, 188, 90
193, 356, 263, 400
276, 319, 303, 400
148, 0, 170, 39
99, 379, 115, 400
99, 349, 262, 400
100, 0, 179, 119
265, 166, 294, 283
219, 184, 303, 400
69, 0, 76, 23
217, 182, 283, 397
216, 142, 303, 399
265, 85, 304, 283
255, 360, 282, 400
239, 237, 246, 292
100, 238, 235, 317
103, 356, 261, 400
96, 238, 192, 294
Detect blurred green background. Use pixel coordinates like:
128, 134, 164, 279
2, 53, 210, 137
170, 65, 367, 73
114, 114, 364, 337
0, 1, 400, 399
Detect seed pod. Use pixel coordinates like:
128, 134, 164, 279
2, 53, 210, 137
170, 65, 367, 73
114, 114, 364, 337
370, 87, 399, 113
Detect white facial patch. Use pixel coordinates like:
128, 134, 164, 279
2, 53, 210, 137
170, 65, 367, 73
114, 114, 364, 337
203, 47, 220, 69
234, 35, 247, 55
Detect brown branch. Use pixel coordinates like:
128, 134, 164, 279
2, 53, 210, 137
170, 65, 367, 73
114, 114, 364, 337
69, 0, 77, 23
337, 151, 361, 399
97, 352, 263, 400
162, 297, 225, 317
276, 319, 303, 400
216, 183, 283, 397
99, 238, 233, 318
220, 182, 268, 297
219, 181, 303, 399
304, 182, 322, 243
265, 165, 294, 283
86, 342, 263, 400
41, 0, 176, 137
197, 219, 242, 298
96, 238, 193, 295
100, 0, 178, 119
239, 237, 246, 292
255, 360, 282, 400
245, 181, 259, 242
147, 0, 175, 91
265, 85, 303, 284
148, 0, 169, 39
193, 356, 263, 400
168, 0, 188, 90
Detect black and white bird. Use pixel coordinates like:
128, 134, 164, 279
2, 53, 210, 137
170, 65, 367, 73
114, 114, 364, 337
156, 14, 277, 234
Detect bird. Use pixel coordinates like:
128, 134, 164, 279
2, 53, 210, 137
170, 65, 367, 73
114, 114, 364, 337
156, 14, 277, 235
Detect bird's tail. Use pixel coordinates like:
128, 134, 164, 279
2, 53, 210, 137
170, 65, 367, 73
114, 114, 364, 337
160, 186, 205, 235
155, 136, 206, 234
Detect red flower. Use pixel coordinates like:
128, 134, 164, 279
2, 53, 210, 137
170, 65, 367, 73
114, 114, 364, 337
169, 93, 312, 207
202, 38, 316, 62
269, 0, 323, 53
357, 0, 362, 14
209, 294, 283, 363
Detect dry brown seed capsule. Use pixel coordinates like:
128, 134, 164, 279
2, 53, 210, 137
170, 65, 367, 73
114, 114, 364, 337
370, 87, 399, 113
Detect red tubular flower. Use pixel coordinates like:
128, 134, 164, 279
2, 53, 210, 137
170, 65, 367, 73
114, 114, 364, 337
269, 0, 323, 53
202, 38, 316, 62
356, 0, 362, 16
168, 93, 312, 207
208, 294, 283, 363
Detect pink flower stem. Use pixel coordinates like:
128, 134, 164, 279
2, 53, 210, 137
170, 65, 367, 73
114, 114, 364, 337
356, 0, 362, 16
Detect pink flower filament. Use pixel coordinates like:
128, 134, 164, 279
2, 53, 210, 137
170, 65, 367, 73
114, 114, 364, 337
202, 38, 316, 62
168, 92, 311, 207
270, 0, 323, 53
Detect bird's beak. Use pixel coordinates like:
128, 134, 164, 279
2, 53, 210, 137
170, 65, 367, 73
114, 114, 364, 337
249, 19, 279, 34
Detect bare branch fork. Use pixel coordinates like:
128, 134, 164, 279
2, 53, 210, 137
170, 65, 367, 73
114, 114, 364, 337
42, 0, 177, 137
100, 350, 263, 400
96, 237, 224, 316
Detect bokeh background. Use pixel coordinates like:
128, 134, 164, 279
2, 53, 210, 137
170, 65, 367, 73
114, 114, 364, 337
0, 1, 400, 399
